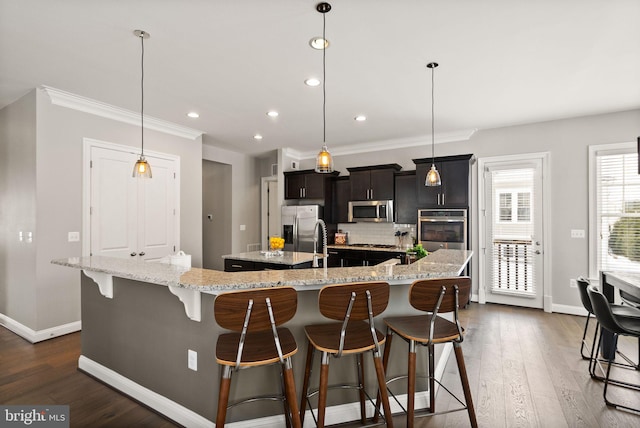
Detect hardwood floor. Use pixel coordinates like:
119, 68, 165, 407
1, 303, 638, 427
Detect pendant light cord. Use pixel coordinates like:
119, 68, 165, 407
431, 65, 435, 163
322, 11, 326, 144
140, 32, 145, 157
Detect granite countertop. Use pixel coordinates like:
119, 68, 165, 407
222, 251, 315, 265
52, 249, 472, 293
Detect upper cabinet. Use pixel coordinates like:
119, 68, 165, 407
413, 154, 473, 208
284, 169, 339, 200
347, 164, 401, 201
332, 176, 351, 224
394, 171, 417, 224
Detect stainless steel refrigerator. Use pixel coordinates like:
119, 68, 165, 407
281, 205, 323, 253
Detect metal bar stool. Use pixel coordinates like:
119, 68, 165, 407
587, 284, 640, 413
376, 277, 477, 428
576, 278, 640, 376
299, 281, 394, 427
214, 287, 301, 428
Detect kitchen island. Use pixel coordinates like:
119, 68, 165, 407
222, 250, 315, 271
52, 249, 472, 427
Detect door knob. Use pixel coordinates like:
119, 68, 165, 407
130, 252, 137, 256
535, 250, 541, 254
139, 252, 145, 256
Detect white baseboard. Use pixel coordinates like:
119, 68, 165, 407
0, 313, 81, 343
79, 356, 216, 428
551, 303, 588, 317
78, 344, 453, 428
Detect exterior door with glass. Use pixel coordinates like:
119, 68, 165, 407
479, 156, 546, 309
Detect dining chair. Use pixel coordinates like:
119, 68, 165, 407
299, 281, 394, 427
587, 284, 640, 413
214, 287, 301, 428
376, 277, 477, 428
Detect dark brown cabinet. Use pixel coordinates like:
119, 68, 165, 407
284, 169, 339, 200
414, 155, 472, 208
327, 248, 406, 267
224, 258, 313, 272
332, 176, 350, 224
347, 164, 401, 201
394, 171, 417, 224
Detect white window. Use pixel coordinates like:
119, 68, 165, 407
589, 142, 640, 276
497, 190, 531, 224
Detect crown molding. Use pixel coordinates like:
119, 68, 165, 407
39, 85, 203, 141
289, 129, 477, 160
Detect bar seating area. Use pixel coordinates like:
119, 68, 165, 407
211, 278, 476, 427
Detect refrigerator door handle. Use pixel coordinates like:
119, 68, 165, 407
294, 216, 298, 252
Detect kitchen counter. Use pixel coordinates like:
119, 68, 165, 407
51, 249, 472, 427
222, 250, 315, 265
52, 249, 471, 293
327, 244, 411, 252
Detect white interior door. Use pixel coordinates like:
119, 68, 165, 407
480, 156, 545, 309
138, 155, 176, 260
90, 146, 137, 258
89, 142, 178, 261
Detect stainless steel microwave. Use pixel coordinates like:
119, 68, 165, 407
348, 200, 394, 223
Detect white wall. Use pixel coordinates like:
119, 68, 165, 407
0, 90, 38, 328
296, 109, 640, 310
0, 88, 203, 336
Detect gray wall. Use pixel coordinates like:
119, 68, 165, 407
0, 90, 37, 327
202, 160, 232, 270
296, 109, 640, 310
0, 88, 203, 333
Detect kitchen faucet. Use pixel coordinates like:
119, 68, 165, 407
313, 219, 328, 269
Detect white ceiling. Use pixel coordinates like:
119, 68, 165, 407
1, 0, 639, 156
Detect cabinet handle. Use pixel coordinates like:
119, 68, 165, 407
231, 264, 242, 268
442, 193, 445, 205
139, 252, 145, 256
304, 187, 306, 198
437, 194, 440, 205
370, 188, 373, 200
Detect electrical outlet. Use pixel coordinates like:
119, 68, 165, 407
240, 224, 246, 231
68, 231, 80, 242
188, 349, 197, 371
569, 278, 578, 288
570, 229, 585, 239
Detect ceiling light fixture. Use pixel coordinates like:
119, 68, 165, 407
254, 134, 263, 140
354, 115, 367, 122
132, 30, 152, 178
314, 2, 334, 174
305, 77, 321, 87
425, 62, 441, 187
267, 111, 279, 118
187, 112, 199, 118
309, 37, 329, 50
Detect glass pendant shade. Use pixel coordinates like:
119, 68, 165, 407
425, 164, 441, 186
315, 144, 333, 173
133, 156, 152, 178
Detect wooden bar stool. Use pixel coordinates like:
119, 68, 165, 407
214, 287, 301, 428
376, 277, 477, 428
299, 281, 394, 427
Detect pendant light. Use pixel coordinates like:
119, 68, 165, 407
314, 2, 334, 173
425, 62, 441, 186
132, 29, 152, 178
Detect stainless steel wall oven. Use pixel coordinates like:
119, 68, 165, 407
418, 209, 468, 252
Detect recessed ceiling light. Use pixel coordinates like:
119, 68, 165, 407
267, 111, 279, 118
254, 134, 263, 140
186, 112, 199, 118
309, 37, 329, 50
355, 115, 367, 122
305, 78, 321, 87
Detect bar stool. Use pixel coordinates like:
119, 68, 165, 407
376, 277, 477, 428
587, 284, 640, 413
214, 287, 301, 428
576, 277, 640, 373
299, 281, 394, 427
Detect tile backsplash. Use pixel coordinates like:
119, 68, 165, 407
336, 223, 416, 248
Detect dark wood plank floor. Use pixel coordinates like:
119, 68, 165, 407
1, 303, 638, 427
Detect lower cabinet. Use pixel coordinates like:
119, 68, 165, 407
224, 259, 313, 272
327, 249, 406, 267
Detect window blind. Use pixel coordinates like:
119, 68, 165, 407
596, 150, 640, 273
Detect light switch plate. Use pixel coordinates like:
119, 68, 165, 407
570, 229, 585, 239
68, 231, 80, 242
